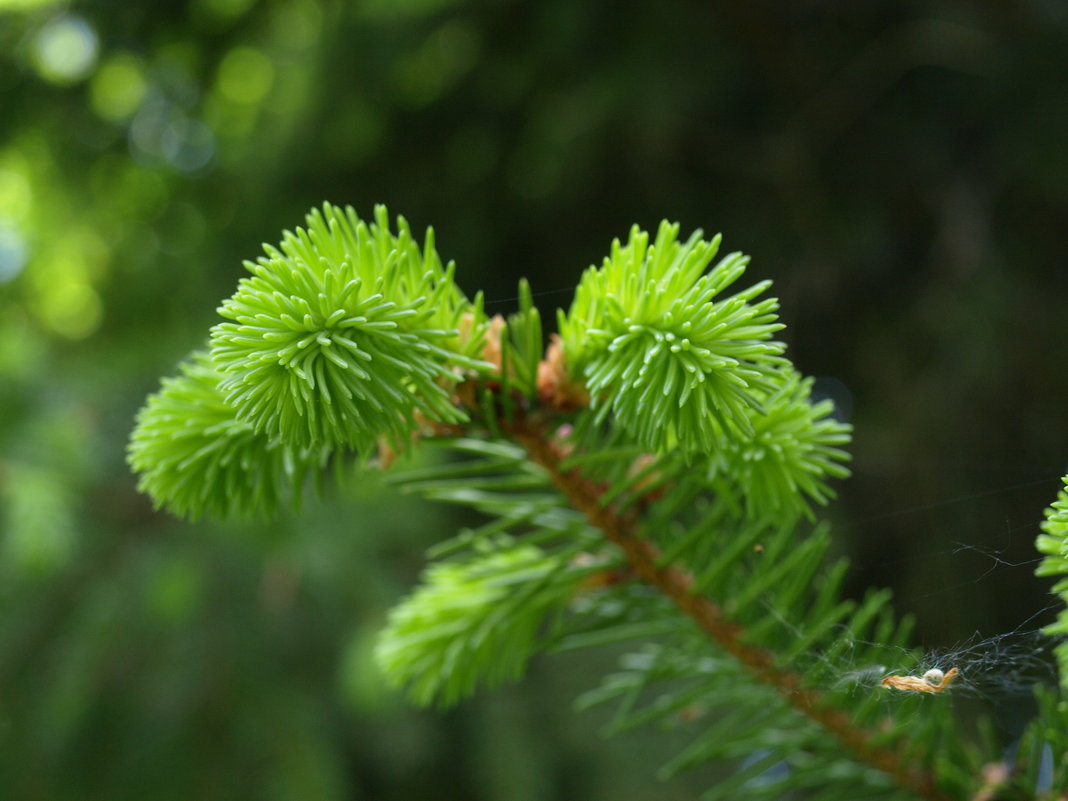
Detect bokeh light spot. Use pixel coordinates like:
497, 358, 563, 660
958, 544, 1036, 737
30, 14, 99, 86
0, 224, 28, 283
38, 278, 103, 340
0, 167, 33, 221
217, 46, 275, 105
130, 100, 216, 173
89, 53, 147, 121
129, 99, 173, 164
161, 117, 216, 172
29, 246, 105, 340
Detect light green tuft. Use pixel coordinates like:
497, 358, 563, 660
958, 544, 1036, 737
209, 203, 490, 451
559, 220, 788, 455
127, 350, 329, 520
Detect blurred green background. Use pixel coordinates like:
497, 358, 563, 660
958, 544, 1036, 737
1, 1, 1067, 798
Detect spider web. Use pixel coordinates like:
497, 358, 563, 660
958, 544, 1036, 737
829, 610, 1061, 700
819, 470, 1064, 704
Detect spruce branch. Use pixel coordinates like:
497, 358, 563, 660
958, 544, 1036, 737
507, 415, 954, 801
128, 205, 1066, 799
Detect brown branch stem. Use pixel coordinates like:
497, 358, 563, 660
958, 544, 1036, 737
507, 417, 954, 801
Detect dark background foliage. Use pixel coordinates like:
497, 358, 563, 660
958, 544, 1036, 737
0, 1, 1065, 797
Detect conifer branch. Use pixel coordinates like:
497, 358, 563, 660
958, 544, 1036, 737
128, 204, 1067, 799
507, 415, 953, 801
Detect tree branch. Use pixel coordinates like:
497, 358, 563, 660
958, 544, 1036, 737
508, 415, 953, 801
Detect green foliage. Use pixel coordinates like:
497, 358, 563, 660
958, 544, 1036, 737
1035, 475, 1068, 687
375, 417, 987, 798
128, 203, 497, 520
127, 204, 1067, 801
558, 221, 787, 455
495, 279, 544, 401
702, 370, 852, 521
375, 543, 580, 707
127, 350, 330, 520
376, 437, 602, 706
210, 203, 490, 451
